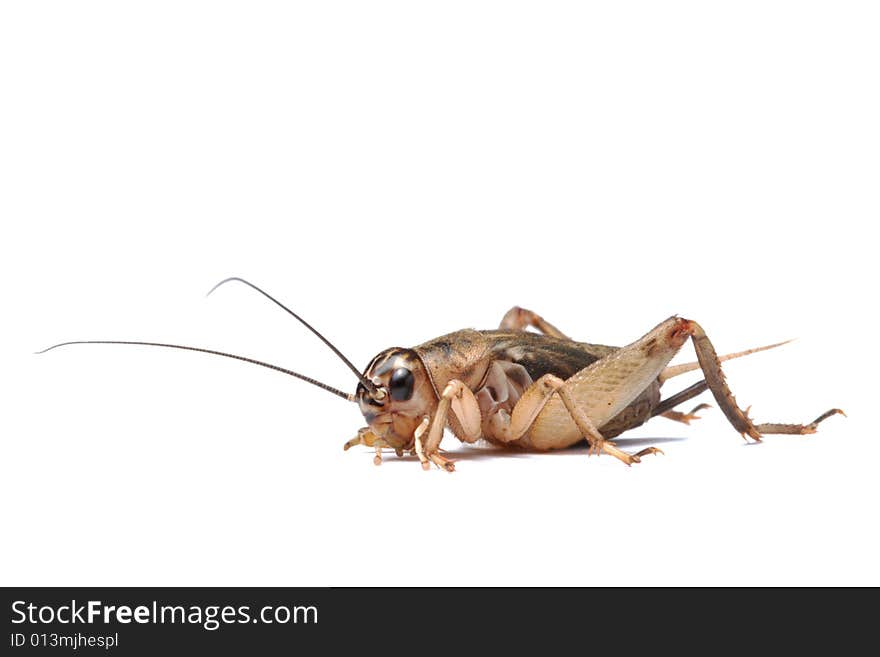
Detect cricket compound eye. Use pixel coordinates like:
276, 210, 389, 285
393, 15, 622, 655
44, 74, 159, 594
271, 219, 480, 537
389, 367, 415, 401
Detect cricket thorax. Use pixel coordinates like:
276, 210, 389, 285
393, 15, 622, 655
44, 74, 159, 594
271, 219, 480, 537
474, 360, 534, 442
481, 330, 614, 381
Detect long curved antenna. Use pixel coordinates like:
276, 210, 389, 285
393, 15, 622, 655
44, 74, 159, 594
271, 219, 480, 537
36, 340, 355, 402
207, 277, 378, 395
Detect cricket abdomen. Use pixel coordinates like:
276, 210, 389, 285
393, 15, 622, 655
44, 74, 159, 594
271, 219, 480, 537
526, 317, 688, 450
596, 381, 661, 439
518, 381, 661, 449
469, 330, 664, 449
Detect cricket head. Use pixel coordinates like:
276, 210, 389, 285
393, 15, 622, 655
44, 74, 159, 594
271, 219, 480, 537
355, 347, 438, 449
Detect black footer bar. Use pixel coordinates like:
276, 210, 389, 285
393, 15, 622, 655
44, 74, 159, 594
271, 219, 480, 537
1, 587, 867, 654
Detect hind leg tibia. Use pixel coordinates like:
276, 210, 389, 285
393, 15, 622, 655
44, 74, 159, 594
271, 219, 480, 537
684, 320, 843, 441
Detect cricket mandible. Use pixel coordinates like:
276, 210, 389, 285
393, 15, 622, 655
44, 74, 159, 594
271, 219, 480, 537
39, 277, 844, 472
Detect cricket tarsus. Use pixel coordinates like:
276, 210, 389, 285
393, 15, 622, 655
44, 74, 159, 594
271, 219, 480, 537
752, 408, 845, 435
36, 340, 355, 401
207, 276, 378, 395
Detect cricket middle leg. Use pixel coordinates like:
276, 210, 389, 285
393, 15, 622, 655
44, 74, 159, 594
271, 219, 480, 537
484, 373, 662, 465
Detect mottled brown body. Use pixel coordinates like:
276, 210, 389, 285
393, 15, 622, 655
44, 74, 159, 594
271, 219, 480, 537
414, 330, 657, 447
347, 306, 843, 471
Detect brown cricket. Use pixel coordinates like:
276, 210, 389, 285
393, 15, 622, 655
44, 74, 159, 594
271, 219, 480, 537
39, 277, 844, 471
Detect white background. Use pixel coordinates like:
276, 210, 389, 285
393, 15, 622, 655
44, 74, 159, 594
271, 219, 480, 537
1, 2, 877, 586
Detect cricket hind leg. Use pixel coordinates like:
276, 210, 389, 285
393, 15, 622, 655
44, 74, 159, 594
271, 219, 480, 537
651, 379, 711, 425
499, 306, 570, 339
684, 320, 844, 440
661, 404, 711, 425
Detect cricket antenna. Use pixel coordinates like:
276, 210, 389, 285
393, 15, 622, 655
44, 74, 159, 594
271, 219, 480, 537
207, 277, 382, 397
36, 340, 356, 402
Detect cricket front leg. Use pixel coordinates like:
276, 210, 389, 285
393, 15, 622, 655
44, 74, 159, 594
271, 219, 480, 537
683, 320, 844, 440
499, 306, 570, 339
421, 380, 482, 472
